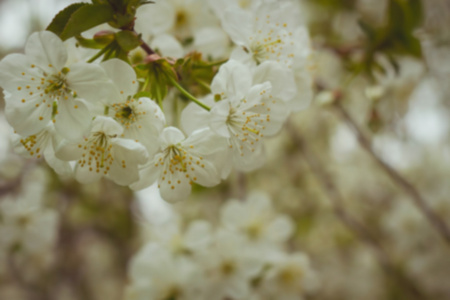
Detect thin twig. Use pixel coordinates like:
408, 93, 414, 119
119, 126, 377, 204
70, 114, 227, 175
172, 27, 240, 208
286, 121, 426, 300
333, 102, 450, 246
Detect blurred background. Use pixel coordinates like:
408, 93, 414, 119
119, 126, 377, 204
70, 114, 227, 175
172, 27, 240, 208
0, 0, 450, 299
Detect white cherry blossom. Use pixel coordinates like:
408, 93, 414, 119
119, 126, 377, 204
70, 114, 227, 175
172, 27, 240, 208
221, 2, 303, 68
126, 243, 201, 300
12, 122, 72, 176
210, 60, 289, 171
131, 127, 225, 203
56, 116, 148, 186
221, 191, 294, 250
0, 194, 59, 255
198, 229, 263, 300
101, 59, 165, 156
0, 31, 112, 140
261, 253, 319, 300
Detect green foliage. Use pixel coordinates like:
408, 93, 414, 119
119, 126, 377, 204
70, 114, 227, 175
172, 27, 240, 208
359, 0, 423, 77
47, 3, 114, 41
308, 0, 356, 11
136, 58, 178, 104
46, 0, 154, 41
115, 31, 141, 51
174, 52, 222, 97
46, 3, 87, 37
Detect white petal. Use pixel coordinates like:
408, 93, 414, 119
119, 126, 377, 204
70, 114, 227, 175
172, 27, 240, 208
92, 116, 123, 136
160, 127, 185, 147
43, 144, 73, 177
55, 140, 84, 161
135, 2, 175, 37
159, 171, 192, 203
267, 215, 294, 243
111, 138, 148, 166
253, 61, 297, 102
180, 96, 214, 135
252, 98, 288, 136
209, 100, 231, 138
151, 34, 184, 58
229, 46, 254, 67
25, 31, 67, 73
126, 98, 165, 155
290, 68, 313, 111
193, 27, 229, 59
100, 58, 138, 99
130, 160, 161, 190
66, 62, 113, 103
108, 160, 141, 186
221, 200, 246, 229
232, 141, 265, 172
222, 8, 253, 45
242, 82, 271, 110
4, 95, 52, 136
184, 127, 227, 155
55, 96, 92, 141
74, 163, 103, 183
184, 220, 212, 251
188, 158, 220, 187
0, 54, 41, 92
211, 60, 252, 99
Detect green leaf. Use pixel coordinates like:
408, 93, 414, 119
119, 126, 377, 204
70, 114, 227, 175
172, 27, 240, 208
46, 3, 87, 36
134, 91, 152, 99
115, 31, 141, 51
358, 20, 376, 40
60, 4, 115, 40
75, 36, 107, 49
143, 59, 177, 103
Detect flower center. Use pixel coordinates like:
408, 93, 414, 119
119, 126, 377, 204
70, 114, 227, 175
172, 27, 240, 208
220, 260, 236, 276
112, 99, 144, 129
77, 131, 117, 174
176, 10, 188, 27
278, 266, 303, 287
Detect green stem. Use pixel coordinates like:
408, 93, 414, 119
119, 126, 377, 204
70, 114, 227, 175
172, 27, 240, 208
168, 77, 211, 111
87, 45, 111, 63
194, 78, 211, 92
141, 75, 150, 92
104, 105, 109, 115
195, 58, 228, 68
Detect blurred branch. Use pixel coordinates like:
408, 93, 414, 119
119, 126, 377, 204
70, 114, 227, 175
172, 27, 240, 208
333, 101, 450, 247
286, 121, 426, 300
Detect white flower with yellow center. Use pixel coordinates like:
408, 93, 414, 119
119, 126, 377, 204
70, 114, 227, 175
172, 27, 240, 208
125, 243, 200, 300
131, 127, 224, 203
198, 230, 263, 300
12, 122, 72, 176
101, 59, 165, 156
209, 60, 289, 171
135, 0, 219, 41
261, 253, 318, 300
56, 116, 148, 186
0, 31, 112, 140
221, 191, 294, 250
0, 194, 59, 255
221, 2, 306, 68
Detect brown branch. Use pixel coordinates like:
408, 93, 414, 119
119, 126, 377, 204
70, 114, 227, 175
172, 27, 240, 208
133, 29, 155, 55
333, 101, 450, 246
139, 40, 156, 55
286, 121, 426, 300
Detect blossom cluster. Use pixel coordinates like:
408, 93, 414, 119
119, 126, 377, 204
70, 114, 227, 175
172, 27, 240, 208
126, 192, 318, 300
0, 0, 312, 203
0, 166, 59, 282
